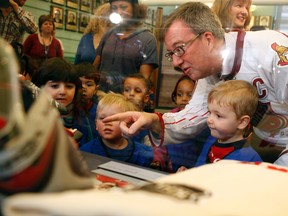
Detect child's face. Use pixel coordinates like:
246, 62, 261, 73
80, 77, 98, 100
96, 105, 123, 141
175, 79, 194, 111
43, 81, 76, 107
123, 78, 149, 110
207, 100, 243, 143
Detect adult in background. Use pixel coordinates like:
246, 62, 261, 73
0, 0, 38, 44
93, 0, 158, 93
211, 0, 252, 32
103, 2, 288, 163
23, 15, 63, 60
75, 3, 112, 65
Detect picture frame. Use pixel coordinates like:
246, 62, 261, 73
51, 0, 64, 5
145, 8, 154, 25
259, 16, 272, 29
51, 6, 64, 29
79, 13, 90, 32
66, 0, 78, 9
80, 0, 91, 12
92, 0, 98, 14
65, 10, 78, 31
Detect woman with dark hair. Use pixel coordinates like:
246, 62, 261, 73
93, 0, 158, 93
23, 14, 63, 60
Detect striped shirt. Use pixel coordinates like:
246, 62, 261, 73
0, 7, 38, 44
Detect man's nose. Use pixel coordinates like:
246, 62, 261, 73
172, 55, 184, 69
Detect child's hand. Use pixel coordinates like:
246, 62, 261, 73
177, 166, 188, 172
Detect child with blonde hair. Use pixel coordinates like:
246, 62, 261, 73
178, 80, 262, 171
80, 92, 171, 171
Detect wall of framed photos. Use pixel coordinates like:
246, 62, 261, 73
23, 0, 108, 62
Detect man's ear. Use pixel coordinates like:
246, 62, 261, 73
238, 115, 251, 130
202, 32, 215, 47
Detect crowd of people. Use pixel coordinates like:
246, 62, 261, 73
0, 0, 288, 206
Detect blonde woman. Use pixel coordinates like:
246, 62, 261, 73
75, 3, 112, 64
211, 0, 252, 32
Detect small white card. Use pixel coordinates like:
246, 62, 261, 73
97, 161, 167, 181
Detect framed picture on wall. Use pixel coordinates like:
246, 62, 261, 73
79, 13, 90, 32
51, 6, 64, 29
92, 0, 98, 13
66, 0, 78, 9
51, 0, 64, 5
259, 16, 272, 29
80, 0, 91, 12
65, 9, 78, 31
145, 8, 153, 25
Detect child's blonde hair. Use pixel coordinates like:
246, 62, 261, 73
208, 80, 258, 119
97, 92, 138, 115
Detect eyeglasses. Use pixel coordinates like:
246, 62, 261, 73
165, 33, 201, 62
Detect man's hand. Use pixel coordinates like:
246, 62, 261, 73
9, 0, 19, 11
103, 111, 161, 138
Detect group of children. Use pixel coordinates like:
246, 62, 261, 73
19, 54, 263, 173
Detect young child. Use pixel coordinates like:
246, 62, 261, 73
123, 73, 151, 111
74, 62, 101, 146
178, 80, 262, 171
171, 75, 195, 113
35, 57, 82, 142
80, 93, 172, 171
122, 73, 152, 146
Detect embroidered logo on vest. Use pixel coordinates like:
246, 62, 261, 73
271, 42, 288, 66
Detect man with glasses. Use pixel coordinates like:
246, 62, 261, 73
164, 33, 202, 62
103, 2, 288, 164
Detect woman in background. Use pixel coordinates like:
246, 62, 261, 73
93, 0, 158, 93
23, 14, 63, 60
211, 0, 252, 32
74, 3, 112, 64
